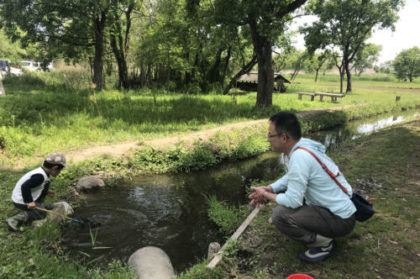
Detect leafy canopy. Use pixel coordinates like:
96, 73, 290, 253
392, 46, 420, 82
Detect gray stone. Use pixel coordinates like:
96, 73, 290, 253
207, 242, 221, 260
128, 246, 174, 279
75, 175, 105, 192
32, 201, 74, 227
51, 201, 74, 220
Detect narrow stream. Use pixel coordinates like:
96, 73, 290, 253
61, 110, 418, 272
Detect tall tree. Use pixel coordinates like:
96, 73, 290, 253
303, 0, 403, 93
311, 49, 334, 82
352, 43, 381, 76
109, 0, 140, 89
286, 50, 311, 81
0, 0, 115, 90
214, 0, 307, 108
393, 47, 420, 82
132, 0, 247, 92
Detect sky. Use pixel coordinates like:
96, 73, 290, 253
292, 0, 420, 65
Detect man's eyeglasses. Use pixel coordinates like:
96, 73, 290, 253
268, 132, 287, 139
267, 133, 280, 139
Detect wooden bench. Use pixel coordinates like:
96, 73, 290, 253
297, 91, 345, 102
297, 91, 316, 101
314, 92, 345, 102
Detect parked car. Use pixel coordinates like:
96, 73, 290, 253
9, 63, 23, 76
21, 60, 41, 72
0, 60, 23, 76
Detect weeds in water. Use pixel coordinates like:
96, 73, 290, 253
207, 196, 244, 235
77, 251, 91, 258
87, 227, 111, 250
89, 228, 98, 247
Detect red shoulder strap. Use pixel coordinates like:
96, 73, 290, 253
296, 147, 349, 195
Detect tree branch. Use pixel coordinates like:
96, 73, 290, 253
277, 0, 308, 19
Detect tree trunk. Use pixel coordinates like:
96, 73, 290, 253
146, 64, 152, 86
255, 40, 274, 108
334, 55, 345, 94
223, 55, 257, 95
336, 64, 345, 93
314, 69, 319, 82
110, 4, 133, 90
111, 34, 128, 89
93, 13, 106, 91
290, 65, 301, 81
221, 47, 232, 87
345, 58, 352, 93
339, 70, 344, 93
249, 19, 273, 108
140, 65, 146, 86
409, 61, 414, 82
207, 48, 223, 84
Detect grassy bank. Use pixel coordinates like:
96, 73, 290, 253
1, 72, 420, 167
200, 119, 419, 279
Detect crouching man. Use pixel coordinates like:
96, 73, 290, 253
249, 111, 356, 262
6, 152, 69, 231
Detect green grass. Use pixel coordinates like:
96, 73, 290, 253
2, 71, 419, 167
216, 119, 420, 279
1, 70, 420, 278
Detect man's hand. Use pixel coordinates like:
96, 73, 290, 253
47, 190, 55, 197
248, 185, 273, 207
26, 202, 36, 209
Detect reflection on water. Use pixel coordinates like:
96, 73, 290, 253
62, 110, 418, 271
355, 114, 418, 134
310, 111, 419, 150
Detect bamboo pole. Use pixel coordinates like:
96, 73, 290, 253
34, 206, 73, 221
207, 207, 260, 269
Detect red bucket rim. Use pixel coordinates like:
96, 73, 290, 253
287, 273, 314, 279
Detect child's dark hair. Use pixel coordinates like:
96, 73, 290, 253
269, 111, 302, 140
43, 161, 64, 170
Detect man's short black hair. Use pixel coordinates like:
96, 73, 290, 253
269, 111, 302, 140
43, 161, 64, 170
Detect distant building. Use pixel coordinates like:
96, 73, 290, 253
235, 72, 291, 93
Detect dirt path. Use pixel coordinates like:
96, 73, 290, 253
66, 119, 268, 163
66, 105, 360, 164
353, 85, 420, 93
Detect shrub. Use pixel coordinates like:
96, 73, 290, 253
175, 142, 219, 172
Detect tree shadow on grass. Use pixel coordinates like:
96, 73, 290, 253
0, 89, 283, 131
